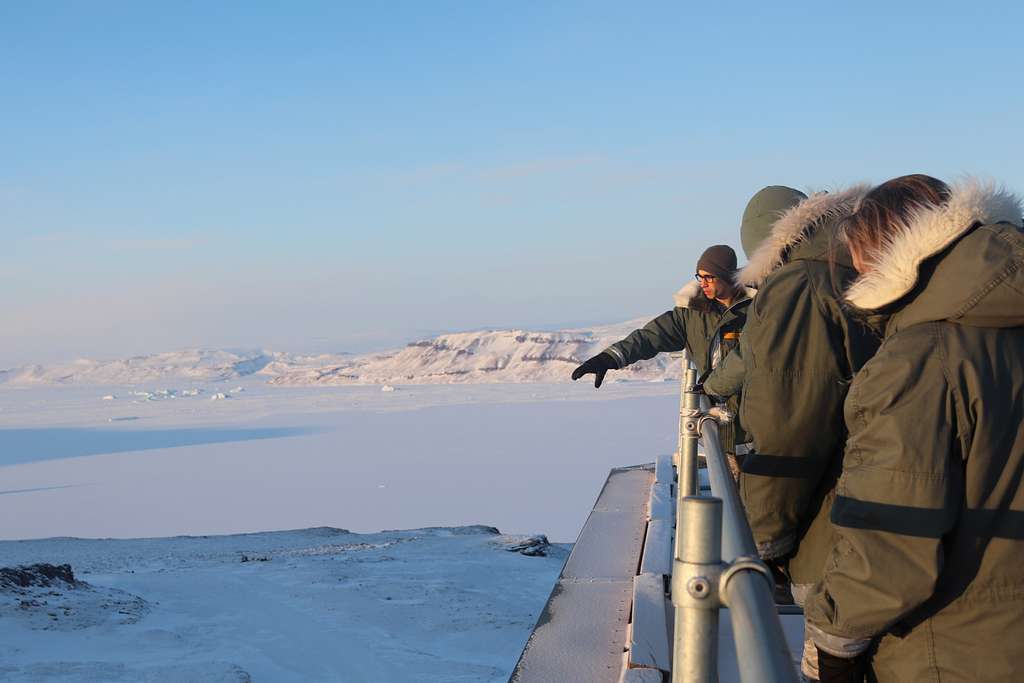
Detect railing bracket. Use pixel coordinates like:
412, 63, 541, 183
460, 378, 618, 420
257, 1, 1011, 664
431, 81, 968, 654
719, 555, 773, 605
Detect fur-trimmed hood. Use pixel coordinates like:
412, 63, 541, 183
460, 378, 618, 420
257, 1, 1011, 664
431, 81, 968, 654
673, 280, 756, 310
845, 180, 1024, 321
736, 185, 869, 286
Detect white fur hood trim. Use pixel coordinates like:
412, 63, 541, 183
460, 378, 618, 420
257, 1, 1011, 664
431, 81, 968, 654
737, 185, 870, 286
673, 281, 702, 307
674, 280, 756, 308
845, 179, 1024, 311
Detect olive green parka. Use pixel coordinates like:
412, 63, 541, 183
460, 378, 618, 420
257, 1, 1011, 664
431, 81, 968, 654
604, 280, 754, 449
702, 338, 745, 398
706, 187, 879, 594
805, 181, 1024, 682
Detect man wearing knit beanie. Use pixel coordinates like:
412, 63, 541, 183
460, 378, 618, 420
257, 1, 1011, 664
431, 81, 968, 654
571, 242, 754, 454
696, 244, 737, 280
695, 244, 739, 300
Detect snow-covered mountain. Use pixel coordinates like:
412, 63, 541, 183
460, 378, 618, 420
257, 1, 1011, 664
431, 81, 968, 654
266, 318, 679, 385
0, 318, 683, 386
0, 349, 287, 386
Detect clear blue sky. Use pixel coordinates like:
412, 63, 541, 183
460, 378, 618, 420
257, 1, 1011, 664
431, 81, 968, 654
3, 1, 1022, 366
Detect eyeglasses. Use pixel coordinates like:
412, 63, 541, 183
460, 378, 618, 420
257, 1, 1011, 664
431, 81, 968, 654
694, 273, 717, 284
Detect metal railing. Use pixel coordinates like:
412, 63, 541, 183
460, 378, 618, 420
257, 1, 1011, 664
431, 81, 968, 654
670, 363, 799, 683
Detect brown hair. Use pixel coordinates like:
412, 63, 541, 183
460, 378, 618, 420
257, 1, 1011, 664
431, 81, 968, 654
843, 174, 951, 270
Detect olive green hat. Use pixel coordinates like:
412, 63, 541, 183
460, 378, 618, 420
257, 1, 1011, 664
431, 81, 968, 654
740, 186, 808, 258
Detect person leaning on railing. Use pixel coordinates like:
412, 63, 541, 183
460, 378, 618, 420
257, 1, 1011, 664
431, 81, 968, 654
803, 175, 1024, 683
702, 185, 880, 681
571, 244, 755, 460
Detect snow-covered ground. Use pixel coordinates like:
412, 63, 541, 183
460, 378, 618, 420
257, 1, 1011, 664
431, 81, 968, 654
0, 526, 567, 682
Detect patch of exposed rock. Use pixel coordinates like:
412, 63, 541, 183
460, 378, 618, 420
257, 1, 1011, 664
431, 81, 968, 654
502, 535, 551, 557
0, 563, 79, 590
0, 563, 149, 631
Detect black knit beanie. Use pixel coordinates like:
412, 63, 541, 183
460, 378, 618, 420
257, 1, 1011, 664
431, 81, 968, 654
696, 244, 738, 281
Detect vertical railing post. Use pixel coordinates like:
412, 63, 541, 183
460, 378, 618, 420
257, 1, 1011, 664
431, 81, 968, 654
675, 365, 701, 566
672, 352, 691, 471
672, 496, 723, 683
680, 368, 700, 498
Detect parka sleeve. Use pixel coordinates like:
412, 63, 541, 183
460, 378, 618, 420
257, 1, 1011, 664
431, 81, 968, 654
738, 264, 854, 559
604, 309, 688, 368
703, 344, 745, 398
804, 327, 960, 656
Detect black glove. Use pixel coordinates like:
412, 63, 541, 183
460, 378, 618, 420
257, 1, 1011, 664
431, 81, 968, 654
571, 352, 617, 388
691, 381, 705, 394
817, 648, 869, 683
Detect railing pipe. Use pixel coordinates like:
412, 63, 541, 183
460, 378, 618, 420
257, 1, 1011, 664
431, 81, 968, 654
697, 405, 758, 562
722, 571, 800, 683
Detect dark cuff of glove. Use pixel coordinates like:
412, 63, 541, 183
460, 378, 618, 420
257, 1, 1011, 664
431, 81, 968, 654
816, 647, 869, 683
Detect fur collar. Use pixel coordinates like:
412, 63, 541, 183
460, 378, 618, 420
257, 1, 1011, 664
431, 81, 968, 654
674, 281, 704, 308
736, 185, 870, 286
674, 280, 756, 309
845, 179, 1024, 311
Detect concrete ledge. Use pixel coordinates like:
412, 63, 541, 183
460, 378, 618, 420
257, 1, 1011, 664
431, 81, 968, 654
510, 466, 654, 683
639, 519, 672, 576
648, 482, 673, 521
621, 666, 664, 682
655, 454, 674, 486
628, 572, 671, 671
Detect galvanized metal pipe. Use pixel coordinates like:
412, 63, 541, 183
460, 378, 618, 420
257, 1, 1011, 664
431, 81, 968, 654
680, 399, 700, 498
698, 407, 758, 562
700, 403, 800, 683
673, 352, 690, 470
672, 497, 722, 683
673, 355, 688, 562
675, 363, 700, 563
679, 368, 700, 498
722, 572, 800, 683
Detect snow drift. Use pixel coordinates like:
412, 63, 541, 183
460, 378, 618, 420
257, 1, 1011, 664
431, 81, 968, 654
0, 526, 567, 682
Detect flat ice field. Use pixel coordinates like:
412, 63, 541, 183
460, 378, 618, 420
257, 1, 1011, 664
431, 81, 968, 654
0, 380, 679, 541
0, 379, 679, 681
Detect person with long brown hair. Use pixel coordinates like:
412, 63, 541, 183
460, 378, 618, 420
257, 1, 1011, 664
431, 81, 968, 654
804, 175, 1024, 682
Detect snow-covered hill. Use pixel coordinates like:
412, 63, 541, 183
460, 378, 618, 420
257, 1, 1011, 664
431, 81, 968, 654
0, 318, 682, 386
266, 318, 678, 385
0, 349, 288, 386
